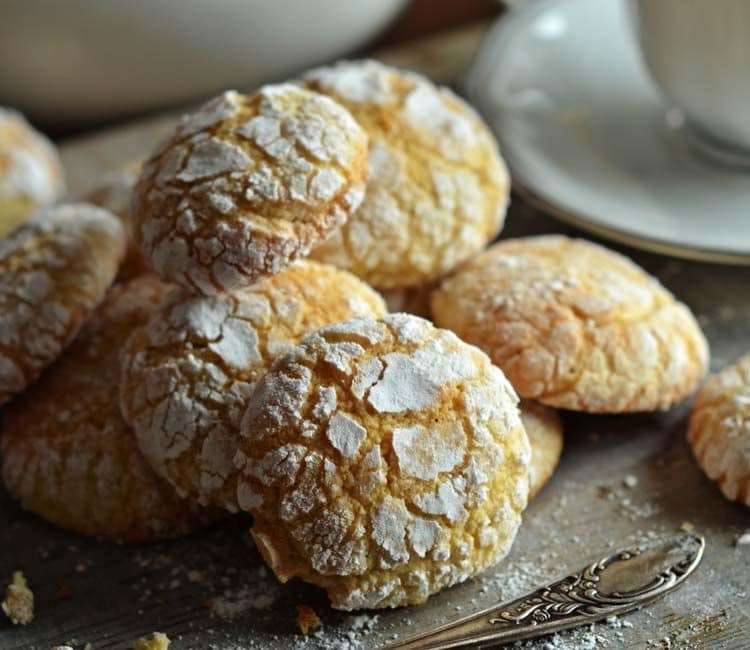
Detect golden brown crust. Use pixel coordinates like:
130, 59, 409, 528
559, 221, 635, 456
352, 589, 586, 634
432, 236, 709, 413
236, 314, 530, 610
0, 203, 125, 406
132, 86, 368, 295
305, 60, 509, 289
119, 261, 387, 512
1, 276, 218, 543
688, 353, 750, 507
0, 107, 65, 238
520, 400, 564, 500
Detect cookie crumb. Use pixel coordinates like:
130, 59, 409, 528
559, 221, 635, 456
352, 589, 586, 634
623, 474, 638, 489
680, 521, 694, 533
296, 604, 322, 635
2, 571, 34, 625
132, 632, 170, 650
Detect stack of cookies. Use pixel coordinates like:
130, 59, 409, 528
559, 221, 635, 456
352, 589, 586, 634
0, 59, 741, 616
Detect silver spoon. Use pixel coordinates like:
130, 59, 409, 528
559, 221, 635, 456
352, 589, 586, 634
387, 533, 705, 649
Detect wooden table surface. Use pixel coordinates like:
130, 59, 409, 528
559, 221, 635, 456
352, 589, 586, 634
2, 19, 749, 650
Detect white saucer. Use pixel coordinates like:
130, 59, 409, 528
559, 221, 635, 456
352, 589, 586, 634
466, 0, 750, 264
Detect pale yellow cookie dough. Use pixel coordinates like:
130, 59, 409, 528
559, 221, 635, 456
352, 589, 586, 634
1, 276, 217, 542
0, 107, 65, 238
132, 85, 368, 294
689, 353, 750, 507
0, 203, 125, 406
119, 261, 387, 512
236, 313, 530, 609
432, 236, 709, 412
304, 60, 509, 289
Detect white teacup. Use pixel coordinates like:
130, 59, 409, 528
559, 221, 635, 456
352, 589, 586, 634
633, 0, 750, 164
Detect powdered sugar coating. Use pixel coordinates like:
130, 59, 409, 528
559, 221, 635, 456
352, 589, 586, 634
432, 236, 709, 413
689, 353, 750, 506
119, 261, 386, 512
0, 107, 65, 238
132, 86, 368, 295
236, 313, 530, 610
1, 277, 216, 542
304, 60, 510, 289
0, 203, 125, 406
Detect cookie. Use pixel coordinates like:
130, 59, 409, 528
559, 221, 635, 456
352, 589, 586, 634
304, 59, 510, 289
0, 203, 125, 406
688, 353, 750, 506
132, 85, 368, 295
119, 261, 387, 512
1, 276, 216, 542
520, 400, 563, 500
432, 236, 709, 412
0, 108, 65, 238
236, 313, 530, 610
86, 160, 152, 280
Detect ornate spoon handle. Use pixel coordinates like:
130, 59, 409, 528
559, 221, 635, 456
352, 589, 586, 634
387, 533, 705, 650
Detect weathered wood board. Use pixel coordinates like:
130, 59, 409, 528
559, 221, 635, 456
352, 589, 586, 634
1, 20, 749, 650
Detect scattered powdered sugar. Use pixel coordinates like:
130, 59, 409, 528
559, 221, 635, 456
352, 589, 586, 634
208, 590, 277, 619
291, 613, 382, 650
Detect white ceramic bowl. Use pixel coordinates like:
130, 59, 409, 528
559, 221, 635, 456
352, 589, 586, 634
0, 0, 406, 126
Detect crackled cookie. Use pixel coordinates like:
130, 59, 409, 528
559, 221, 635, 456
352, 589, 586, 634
0, 203, 125, 406
132, 85, 368, 295
0, 108, 65, 238
304, 59, 509, 289
119, 261, 387, 512
236, 313, 530, 610
86, 160, 152, 280
520, 400, 563, 500
688, 354, 750, 506
1, 276, 216, 542
432, 236, 709, 412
